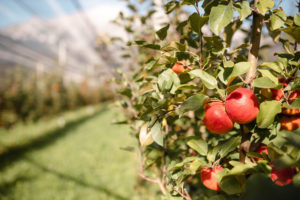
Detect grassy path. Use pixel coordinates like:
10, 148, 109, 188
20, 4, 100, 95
0, 105, 147, 200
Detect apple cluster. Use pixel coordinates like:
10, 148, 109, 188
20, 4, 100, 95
200, 145, 296, 192
199, 86, 298, 190
172, 64, 298, 191
203, 88, 259, 134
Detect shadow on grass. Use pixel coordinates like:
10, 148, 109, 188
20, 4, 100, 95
0, 175, 34, 198
24, 157, 129, 200
0, 107, 108, 171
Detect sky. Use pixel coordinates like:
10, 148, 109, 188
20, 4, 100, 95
0, 0, 121, 27
0, 0, 298, 28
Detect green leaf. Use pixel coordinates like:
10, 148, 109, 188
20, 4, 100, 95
258, 69, 278, 85
224, 20, 242, 46
142, 43, 161, 50
293, 173, 300, 187
188, 159, 207, 175
118, 87, 132, 98
165, 0, 179, 14
156, 24, 170, 40
133, 40, 146, 45
127, 4, 137, 12
247, 152, 265, 160
176, 84, 200, 91
223, 60, 234, 68
219, 136, 241, 158
179, 94, 208, 115
230, 43, 250, 55
202, 0, 219, 14
189, 69, 218, 89
226, 161, 261, 176
209, 2, 234, 35
270, 9, 287, 30
283, 98, 300, 109
145, 60, 157, 70
257, 0, 274, 15
259, 61, 284, 73
291, 78, 300, 90
181, 0, 196, 5
162, 41, 187, 52
234, 1, 252, 20
189, 13, 208, 33
232, 62, 252, 76
204, 36, 224, 52
218, 174, 244, 195
150, 121, 163, 146
208, 195, 227, 200
257, 100, 282, 128
158, 69, 180, 94
227, 62, 252, 80
266, 21, 281, 42
281, 26, 300, 43
253, 77, 278, 88
187, 138, 208, 156
280, 130, 300, 149
207, 145, 221, 163
295, 14, 300, 26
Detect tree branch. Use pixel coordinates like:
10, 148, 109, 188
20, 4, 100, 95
245, 0, 264, 86
239, 125, 252, 163
194, 2, 200, 16
137, 145, 168, 195
240, 0, 263, 163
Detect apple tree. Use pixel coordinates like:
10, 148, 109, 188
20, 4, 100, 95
113, 0, 300, 199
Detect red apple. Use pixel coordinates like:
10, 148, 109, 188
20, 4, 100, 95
278, 77, 289, 86
201, 166, 223, 191
254, 144, 268, 161
171, 62, 191, 74
225, 88, 259, 124
270, 77, 288, 101
171, 63, 185, 74
270, 166, 295, 186
270, 78, 290, 101
203, 102, 234, 134
271, 88, 283, 101
283, 90, 300, 115
288, 90, 300, 104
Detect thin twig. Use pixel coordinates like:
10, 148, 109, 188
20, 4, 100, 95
137, 142, 168, 195
174, 185, 192, 200
138, 173, 158, 183
194, 2, 200, 16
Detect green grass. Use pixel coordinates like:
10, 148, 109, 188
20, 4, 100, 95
0, 105, 159, 200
